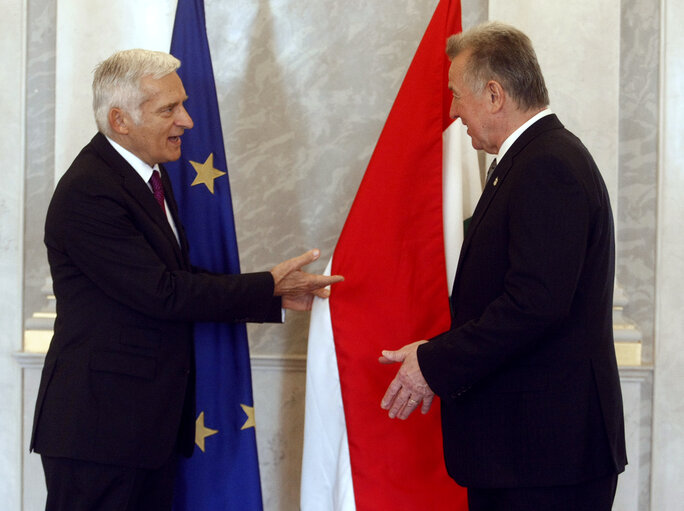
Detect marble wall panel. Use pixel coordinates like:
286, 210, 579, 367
489, 1, 621, 207
617, 0, 659, 364
0, 1, 25, 509
251, 357, 306, 510
614, 369, 653, 510
24, 0, 57, 337
652, 0, 684, 507
18, 356, 47, 511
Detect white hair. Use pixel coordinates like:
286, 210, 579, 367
92, 49, 181, 136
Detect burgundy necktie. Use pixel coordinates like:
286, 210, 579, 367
149, 170, 166, 214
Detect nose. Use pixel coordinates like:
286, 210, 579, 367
176, 105, 194, 130
449, 98, 459, 121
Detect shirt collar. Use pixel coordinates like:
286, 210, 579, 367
497, 108, 553, 163
105, 136, 159, 183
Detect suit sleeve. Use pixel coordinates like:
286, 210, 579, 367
47, 168, 282, 324
418, 154, 594, 398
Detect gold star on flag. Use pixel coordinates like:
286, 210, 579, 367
190, 153, 226, 194
240, 404, 256, 430
195, 411, 219, 452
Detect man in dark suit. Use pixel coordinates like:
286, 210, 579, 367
30, 49, 342, 511
380, 23, 626, 510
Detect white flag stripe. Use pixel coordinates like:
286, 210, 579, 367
443, 121, 483, 289
300, 259, 355, 511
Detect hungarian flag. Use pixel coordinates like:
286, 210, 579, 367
301, 0, 481, 509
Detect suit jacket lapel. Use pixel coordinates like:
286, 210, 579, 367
90, 133, 189, 268
450, 115, 564, 297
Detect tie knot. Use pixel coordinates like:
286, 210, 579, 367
150, 169, 162, 185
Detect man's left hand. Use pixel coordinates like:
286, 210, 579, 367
379, 340, 434, 420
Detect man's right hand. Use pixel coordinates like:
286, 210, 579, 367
270, 249, 344, 311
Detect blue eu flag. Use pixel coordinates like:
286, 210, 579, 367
167, 0, 263, 509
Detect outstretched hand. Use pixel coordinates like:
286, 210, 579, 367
380, 340, 434, 420
271, 249, 344, 311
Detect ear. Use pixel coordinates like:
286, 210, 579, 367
108, 108, 129, 135
486, 80, 505, 113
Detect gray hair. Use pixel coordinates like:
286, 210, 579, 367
446, 22, 549, 111
92, 49, 181, 136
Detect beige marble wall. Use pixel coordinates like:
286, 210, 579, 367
0, 0, 26, 509
652, 0, 684, 507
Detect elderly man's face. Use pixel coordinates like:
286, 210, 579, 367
448, 52, 497, 154
124, 72, 193, 166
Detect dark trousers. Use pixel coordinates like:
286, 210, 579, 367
467, 472, 619, 511
41, 454, 178, 511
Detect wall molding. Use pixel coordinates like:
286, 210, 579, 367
13, 351, 308, 372
14, 350, 648, 376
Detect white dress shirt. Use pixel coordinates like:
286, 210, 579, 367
497, 108, 553, 163
105, 136, 180, 244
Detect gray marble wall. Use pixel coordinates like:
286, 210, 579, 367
23, 0, 57, 328
618, 0, 659, 365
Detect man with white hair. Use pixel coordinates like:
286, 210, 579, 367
30, 49, 341, 510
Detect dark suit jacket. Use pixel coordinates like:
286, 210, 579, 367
30, 133, 282, 469
418, 115, 627, 488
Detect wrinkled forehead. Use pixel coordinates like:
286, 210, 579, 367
448, 54, 466, 86
449, 49, 477, 90
139, 72, 186, 102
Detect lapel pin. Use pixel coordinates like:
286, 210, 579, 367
493, 177, 499, 187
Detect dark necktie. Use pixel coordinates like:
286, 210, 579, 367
149, 170, 166, 214
486, 158, 497, 183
